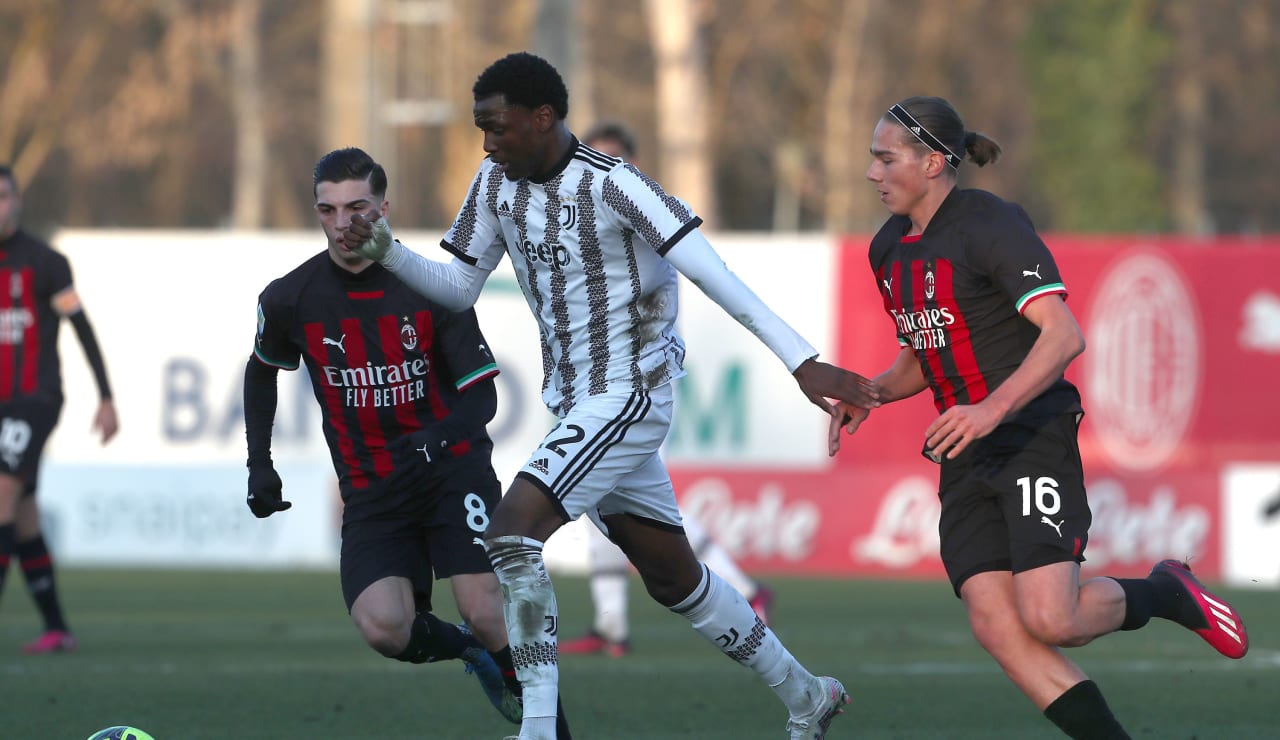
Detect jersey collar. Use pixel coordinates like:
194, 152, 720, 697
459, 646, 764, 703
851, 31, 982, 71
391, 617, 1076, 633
529, 135, 580, 185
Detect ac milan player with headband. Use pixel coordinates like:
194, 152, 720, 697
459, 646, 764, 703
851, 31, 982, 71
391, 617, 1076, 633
831, 95, 1249, 739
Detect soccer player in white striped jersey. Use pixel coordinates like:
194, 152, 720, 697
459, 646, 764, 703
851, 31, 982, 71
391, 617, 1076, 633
345, 52, 879, 740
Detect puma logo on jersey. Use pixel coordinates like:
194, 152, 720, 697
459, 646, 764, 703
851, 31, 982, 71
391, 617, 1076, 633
1041, 516, 1064, 537
1022, 265, 1042, 279
882, 277, 893, 293
322, 335, 346, 353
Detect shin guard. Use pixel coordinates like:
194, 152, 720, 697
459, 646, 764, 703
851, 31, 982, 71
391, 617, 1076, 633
486, 536, 560, 734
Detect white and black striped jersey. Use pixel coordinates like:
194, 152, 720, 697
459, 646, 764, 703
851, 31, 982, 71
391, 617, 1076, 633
441, 139, 697, 415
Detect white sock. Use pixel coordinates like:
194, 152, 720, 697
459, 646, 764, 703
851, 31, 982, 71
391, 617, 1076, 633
587, 522, 630, 641
670, 564, 818, 715
486, 536, 559, 739
685, 515, 757, 599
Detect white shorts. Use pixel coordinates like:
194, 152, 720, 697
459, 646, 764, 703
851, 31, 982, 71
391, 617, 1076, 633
516, 386, 684, 531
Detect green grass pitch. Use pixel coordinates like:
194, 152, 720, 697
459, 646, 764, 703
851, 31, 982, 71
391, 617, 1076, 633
2, 569, 1276, 739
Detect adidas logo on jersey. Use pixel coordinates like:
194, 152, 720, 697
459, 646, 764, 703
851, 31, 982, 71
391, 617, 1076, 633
529, 458, 550, 475
498, 200, 512, 217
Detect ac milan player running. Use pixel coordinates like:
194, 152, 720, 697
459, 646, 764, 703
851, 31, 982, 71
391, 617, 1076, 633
344, 52, 880, 740
0, 165, 118, 655
243, 148, 571, 734
829, 96, 1249, 739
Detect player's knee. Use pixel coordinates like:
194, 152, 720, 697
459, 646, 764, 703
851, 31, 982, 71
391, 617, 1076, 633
352, 610, 410, 657
1019, 606, 1077, 647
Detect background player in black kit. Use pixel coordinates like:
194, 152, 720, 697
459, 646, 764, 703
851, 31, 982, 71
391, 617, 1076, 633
244, 147, 572, 733
829, 97, 1249, 739
0, 164, 118, 655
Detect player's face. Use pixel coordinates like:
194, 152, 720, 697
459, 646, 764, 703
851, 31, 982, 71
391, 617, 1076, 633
0, 176, 21, 240
865, 120, 933, 217
474, 94, 546, 181
315, 177, 387, 270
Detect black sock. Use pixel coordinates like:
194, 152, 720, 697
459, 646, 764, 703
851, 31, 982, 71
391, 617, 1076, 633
555, 695, 572, 740
1114, 578, 1155, 630
1043, 680, 1129, 739
0, 523, 13, 601
490, 645, 522, 695
393, 612, 474, 664
1145, 567, 1205, 627
17, 536, 69, 632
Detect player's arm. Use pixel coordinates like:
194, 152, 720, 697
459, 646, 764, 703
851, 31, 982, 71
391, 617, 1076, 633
53, 286, 118, 444
244, 295, 297, 518
662, 230, 880, 413
243, 356, 292, 517
346, 212, 490, 310
389, 307, 500, 464
923, 295, 1084, 460
388, 377, 498, 465
829, 347, 929, 456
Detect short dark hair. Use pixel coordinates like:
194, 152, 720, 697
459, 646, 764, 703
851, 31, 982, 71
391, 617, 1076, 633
583, 121, 637, 158
313, 148, 387, 198
473, 52, 569, 119
0, 165, 17, 191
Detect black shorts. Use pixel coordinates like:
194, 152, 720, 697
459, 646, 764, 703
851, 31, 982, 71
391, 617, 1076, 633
0, 398, 61, 495
338, 456, 502, 612
937, 412, 1091, 596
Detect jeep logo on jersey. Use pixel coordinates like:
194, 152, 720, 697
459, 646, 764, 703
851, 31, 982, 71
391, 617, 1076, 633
1086, 251, 1200, 472
400, 319, 418, 351
519, 238, 571, 269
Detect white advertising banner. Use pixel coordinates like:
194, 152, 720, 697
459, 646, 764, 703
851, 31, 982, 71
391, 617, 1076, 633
42, 230, 835, 570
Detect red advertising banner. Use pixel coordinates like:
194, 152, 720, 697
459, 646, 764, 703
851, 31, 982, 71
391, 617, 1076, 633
671, 236, 1280, 583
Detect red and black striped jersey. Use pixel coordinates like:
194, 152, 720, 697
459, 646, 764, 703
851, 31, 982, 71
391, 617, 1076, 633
868, 188, 1081, 419
253, 253, 499, 491
0, 230, 73, 404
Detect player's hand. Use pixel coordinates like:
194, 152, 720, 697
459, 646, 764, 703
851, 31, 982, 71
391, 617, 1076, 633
827, 402, 871, 457
383, 429, 453, 495
923, 402, 1002, 461
792, 359, 881, 415
246, 461, 291, 518
94, 399, 119, 445
387, 429, 451, 468
343, 212, 394, 262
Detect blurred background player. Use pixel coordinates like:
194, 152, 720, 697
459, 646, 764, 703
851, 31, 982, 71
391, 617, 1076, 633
0, 164, 119, 654
559, 122, 772, 659
243, 147, 574, 733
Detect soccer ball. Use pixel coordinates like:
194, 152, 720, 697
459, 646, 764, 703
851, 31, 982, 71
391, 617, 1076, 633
85, 728, 155, 740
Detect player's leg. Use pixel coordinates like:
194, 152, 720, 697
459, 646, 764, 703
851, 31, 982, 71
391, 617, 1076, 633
483, 478, 569, 740
961, 571, 1128, 739
560, 514, 630, 655
0, 473, 19, 606
682, 513, 771, 625
601, 414, 848, 740
339, 508, 480, 664
430, 464, 527, 726
944, 417, 1128, 738
15, 494, 76, 653
484, 392, 681, 739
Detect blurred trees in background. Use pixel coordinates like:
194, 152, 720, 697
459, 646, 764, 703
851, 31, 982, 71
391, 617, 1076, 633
0, 0, 1276, 235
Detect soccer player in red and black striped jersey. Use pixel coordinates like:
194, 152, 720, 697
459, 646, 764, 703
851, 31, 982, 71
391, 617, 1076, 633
0, 165, 117, 655
244, 148, 568, 733
831, 96, 1249, 739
